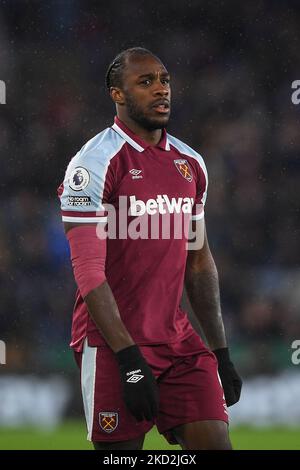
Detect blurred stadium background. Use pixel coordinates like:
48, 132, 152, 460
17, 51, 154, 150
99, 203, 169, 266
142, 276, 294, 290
1, 0, 300, 449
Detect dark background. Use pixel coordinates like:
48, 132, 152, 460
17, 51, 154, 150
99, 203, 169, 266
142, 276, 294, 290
1, 0, 300, 382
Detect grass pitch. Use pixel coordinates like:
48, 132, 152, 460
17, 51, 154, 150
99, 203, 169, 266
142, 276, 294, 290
0, 421, 300, 450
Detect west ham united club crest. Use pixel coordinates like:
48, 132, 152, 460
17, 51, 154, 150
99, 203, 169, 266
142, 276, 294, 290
174, 159, 193, 182
99, 412, 119, 433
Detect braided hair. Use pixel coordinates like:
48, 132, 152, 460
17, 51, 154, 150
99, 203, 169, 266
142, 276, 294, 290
105, 47, 159, 91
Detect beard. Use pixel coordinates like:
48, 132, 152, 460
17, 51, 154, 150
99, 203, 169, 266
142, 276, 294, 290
124, 94, 170, 131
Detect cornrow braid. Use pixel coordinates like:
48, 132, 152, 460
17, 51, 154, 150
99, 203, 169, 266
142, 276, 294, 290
105, 47, 159, 91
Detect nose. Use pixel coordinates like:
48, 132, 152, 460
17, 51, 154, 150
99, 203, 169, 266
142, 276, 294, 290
153, 79, 169, 97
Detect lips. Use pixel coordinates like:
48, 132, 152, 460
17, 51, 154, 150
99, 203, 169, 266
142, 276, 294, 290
151, 100, 170, 114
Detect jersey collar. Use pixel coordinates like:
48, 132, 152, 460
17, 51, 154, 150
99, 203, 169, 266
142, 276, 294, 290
112, 116, 170, 152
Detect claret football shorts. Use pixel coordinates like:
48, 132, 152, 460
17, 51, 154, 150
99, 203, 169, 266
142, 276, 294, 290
74, 332, 228, 444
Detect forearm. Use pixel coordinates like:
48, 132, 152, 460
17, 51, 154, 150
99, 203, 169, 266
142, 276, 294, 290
84, 281, 135, 353
65, 223, 134, 353
185, 254, 227, 350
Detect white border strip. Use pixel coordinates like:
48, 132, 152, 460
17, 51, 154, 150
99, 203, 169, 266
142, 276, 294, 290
62, 216, 108, 223
112, 123, 145, 152
81, 339, 97, 441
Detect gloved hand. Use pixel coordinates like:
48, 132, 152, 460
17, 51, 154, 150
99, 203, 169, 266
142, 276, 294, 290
213, 347, 242, 407
116, 345, 159, 422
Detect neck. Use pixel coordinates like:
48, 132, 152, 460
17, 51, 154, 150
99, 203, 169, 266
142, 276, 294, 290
117, 113, 162, 146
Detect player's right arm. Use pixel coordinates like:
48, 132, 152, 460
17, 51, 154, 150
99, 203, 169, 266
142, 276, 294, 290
63, 221, 134, 353
63, 221, 159, 422
58, 142, 158, 421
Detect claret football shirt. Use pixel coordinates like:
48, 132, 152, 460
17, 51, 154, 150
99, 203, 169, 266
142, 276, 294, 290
58, 116, 208, 351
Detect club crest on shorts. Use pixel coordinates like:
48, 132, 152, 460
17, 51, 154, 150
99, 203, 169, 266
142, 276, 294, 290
99, 412, 118, 433
174, 159, 193, 182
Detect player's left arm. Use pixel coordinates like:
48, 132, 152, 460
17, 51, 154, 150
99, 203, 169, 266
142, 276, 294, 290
185, 219, 242, 406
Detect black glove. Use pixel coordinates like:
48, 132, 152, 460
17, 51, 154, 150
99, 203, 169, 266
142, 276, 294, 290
116, 345, 159, 422
213, 347, 242, 407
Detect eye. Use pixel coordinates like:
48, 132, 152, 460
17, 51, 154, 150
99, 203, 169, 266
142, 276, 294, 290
140, 79, 151, 86
161, 78, 170, 85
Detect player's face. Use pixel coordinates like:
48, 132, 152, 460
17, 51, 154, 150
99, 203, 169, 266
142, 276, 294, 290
121, 55, 171, 130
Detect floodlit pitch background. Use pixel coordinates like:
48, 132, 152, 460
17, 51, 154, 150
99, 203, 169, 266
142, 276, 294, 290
1, 0, 300, 450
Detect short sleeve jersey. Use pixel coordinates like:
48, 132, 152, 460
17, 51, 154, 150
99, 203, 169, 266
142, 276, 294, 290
58, 116, 208, 351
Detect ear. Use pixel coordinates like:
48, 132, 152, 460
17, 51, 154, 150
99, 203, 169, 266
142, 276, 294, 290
110, 87, 125, 106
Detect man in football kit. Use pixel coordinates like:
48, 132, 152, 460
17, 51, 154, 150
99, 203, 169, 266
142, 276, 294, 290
58, 47, 242, 450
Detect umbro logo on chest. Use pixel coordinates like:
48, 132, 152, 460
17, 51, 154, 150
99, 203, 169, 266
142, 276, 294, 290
129, 169, 143, 180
